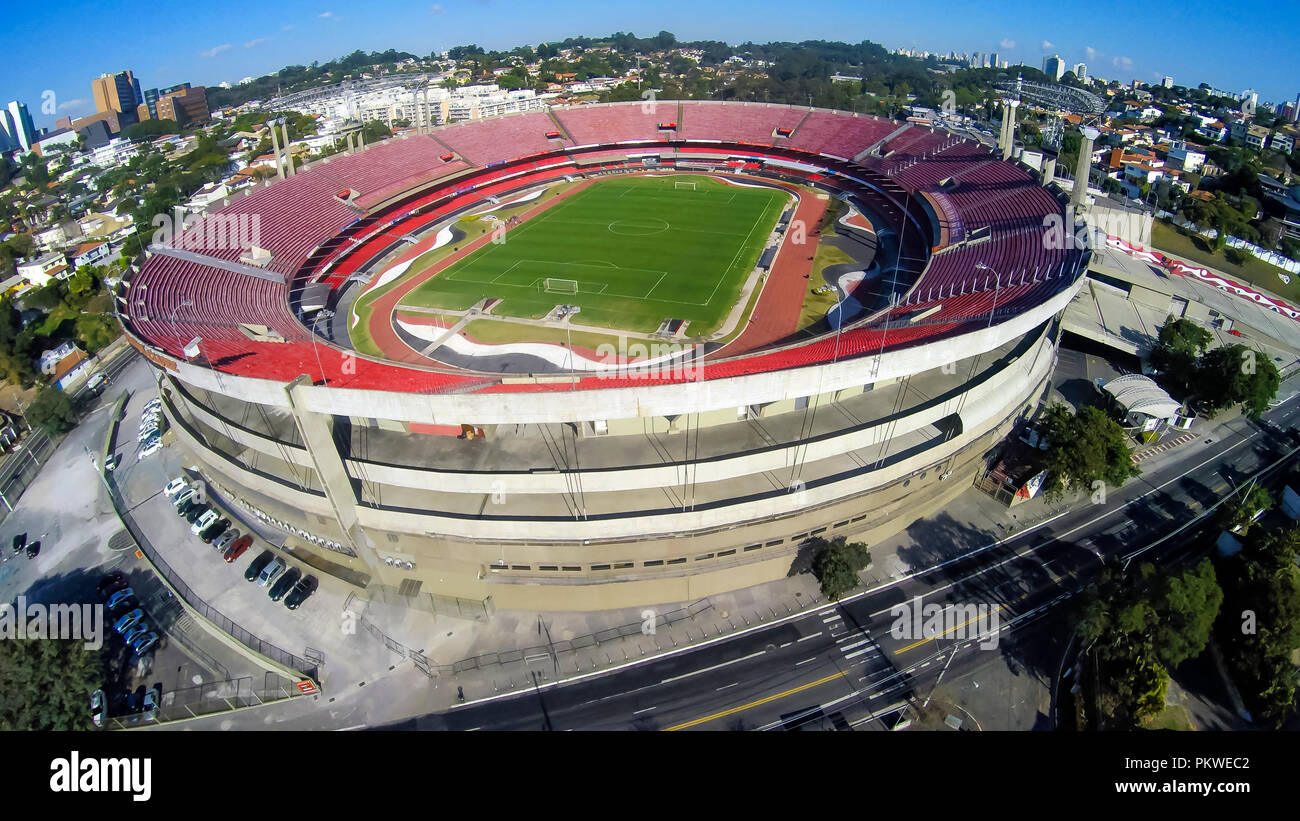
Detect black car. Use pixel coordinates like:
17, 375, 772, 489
11, 532, 26, 556
284, 575, 318, 610
267, 567, 301, 602
97, 571, 127, 597
185, 504, 210, 525
199, 519, 230, 544
24, 540, 40, 559
176, 498, 197, 517
244, 550, 275, 583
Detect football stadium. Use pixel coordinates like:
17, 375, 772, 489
119, 100, 1089, 610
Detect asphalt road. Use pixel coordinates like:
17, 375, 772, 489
383, 397, 1300, 731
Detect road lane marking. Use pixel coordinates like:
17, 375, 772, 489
658, 650, 766, 685
664, 670, 848, 731
893, 604, 1005, 654
795, 657, 818, 666
796, 632, 823, 642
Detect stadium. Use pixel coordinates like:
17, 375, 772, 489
118, 100, 1089, 611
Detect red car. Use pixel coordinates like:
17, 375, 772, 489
1227, 329, 1243, 337
223, 535, 253, 563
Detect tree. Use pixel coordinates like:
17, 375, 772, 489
1151, 559, 1223, 668
809, 536, 871, 600
1039, 404, 1141, 501
1149, 314, 1212, 392
0, 639, 103, 730
1218, 485, 1273, 536
1194, 344, 1281, 418
26, 385, 77, 435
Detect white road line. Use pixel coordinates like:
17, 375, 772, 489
632, 706, 656, 714
795, 657, 818, 666
716, 682, 739, 691
658, 650, 766, 685
779, 642, 792, 649
796, 632, 823, 643
839, 638, 871, 652
843, 647, 876, 660
822, 616, 841, 624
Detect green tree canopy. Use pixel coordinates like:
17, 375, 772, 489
1040, 404, 1141, 501
810, 536, 871, 600
0, 639, 103, 731
1195, 344, 1281, 418
26, 385, 77, 435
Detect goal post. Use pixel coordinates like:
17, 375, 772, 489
673, 180, 697, 190
543, 277, 579, 294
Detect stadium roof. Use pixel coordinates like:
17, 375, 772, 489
1100, 374, 1181, 420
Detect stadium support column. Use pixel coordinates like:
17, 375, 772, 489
1042, 156, 1057, 186
422, 87, 431, 133
345, 132, 355, 155
1071, 126, 1099, 209
1001, 100, 1019, 161
269, 123, 285, 180
282, 121, 295, 176
283, 376, 384, 581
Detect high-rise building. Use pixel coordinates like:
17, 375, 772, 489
152, 85, 210, 127
1072, 62, 1087, 82
990, 52, 1000, 70
1162, 76, 1174, 89
2, 100, 38, 152
1042, 54, 1065, 82
91, 70, 141, 127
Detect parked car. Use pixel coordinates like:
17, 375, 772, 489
176, 498, 197, 518
185, 504, 210, 525
191, 509, 219, 536
268, 567, 301, 602
97, 571, 127, 597
25, 540, 40, 559
213, 529, 240, 553
90, 689, 105, 728
224, 535, 253, 563
256, 557, 286, 588
172, 488, 196, 509
11, 532, 25, 556
122, 623, 149, 646
244, 550, 275, 582
138, 439, 162, 460
141, 687, 159, 721
113, 608, 144, 634
163, 478, 188, 499
130, 631, 158, 655
284, 575, 318, 610
199, 518, 230, 544
105, 588, 136, 612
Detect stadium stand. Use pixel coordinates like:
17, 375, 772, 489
433, 111, 572, 165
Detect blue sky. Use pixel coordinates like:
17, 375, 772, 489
5, 0, 1296, 130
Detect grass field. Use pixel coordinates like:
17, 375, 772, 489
399, 175, 787, 335
1152, 221, 1299, 304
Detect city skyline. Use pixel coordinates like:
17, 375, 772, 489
1, 0, 1296, 131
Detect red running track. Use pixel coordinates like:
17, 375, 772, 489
714, 192, 828, 356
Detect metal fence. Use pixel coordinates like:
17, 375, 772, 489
106, 672, 305, 729
0, 430, 54, 525
106, 477, 320, 682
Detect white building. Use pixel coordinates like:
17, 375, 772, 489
17, 252, 70, 286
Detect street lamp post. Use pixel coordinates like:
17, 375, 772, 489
311, 310, 335, 384
974, 262, 1003, 329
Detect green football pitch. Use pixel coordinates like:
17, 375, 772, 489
398, 175, 787, 335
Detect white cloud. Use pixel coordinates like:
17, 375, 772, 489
57, 98, 87, 111
1000, 38, 1015, 49
1085, 46, 1098, 60
318, 10, 333, 17
431, 3, 445, 12
201, 44, 231, 58
1041, 40, 1054, 50
244, 38, 268, 48
1112, 55, 1134, 70
282, 24, 294, 30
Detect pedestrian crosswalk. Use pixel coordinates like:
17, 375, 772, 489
1131, 432, 1196, 463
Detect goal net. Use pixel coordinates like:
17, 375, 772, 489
543, 277, 579, 294
673, 181, 697, 190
